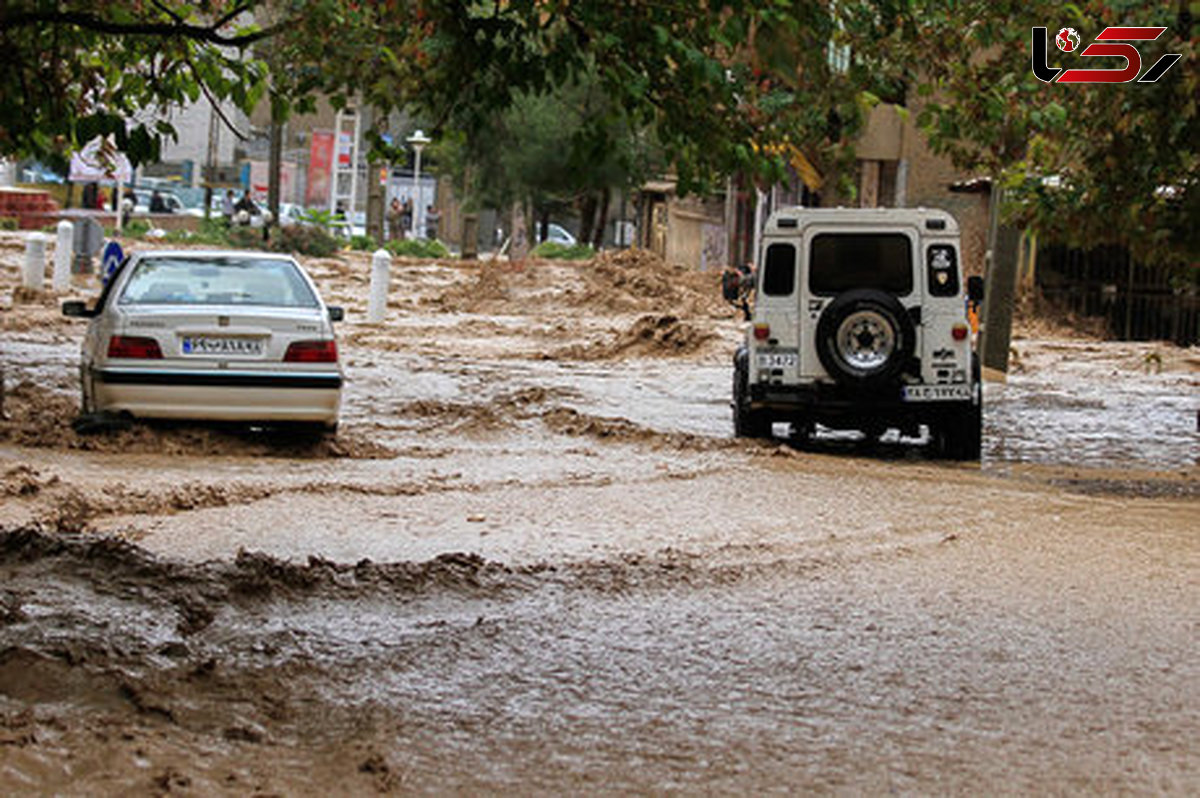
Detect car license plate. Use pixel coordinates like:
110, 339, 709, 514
181, 336, 263, 356
757, 351, 798, 369
902, 384, 971, 401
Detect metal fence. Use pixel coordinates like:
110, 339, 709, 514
1036, 243, 1200, 346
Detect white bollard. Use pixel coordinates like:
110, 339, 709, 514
53, 220, 73, 292
367, 248, 391, 323
22, 232, 47, 291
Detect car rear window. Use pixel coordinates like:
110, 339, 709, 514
809, 233, 913, 296
118, 257, 319, 308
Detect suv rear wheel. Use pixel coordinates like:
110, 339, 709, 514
932, 404, 981, 460
732, 350, 771, 439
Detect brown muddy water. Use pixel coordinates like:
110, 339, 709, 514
1, 246, 1197, 793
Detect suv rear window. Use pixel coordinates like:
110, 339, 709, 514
809, 233, 913, 296
761, 243, 796, 296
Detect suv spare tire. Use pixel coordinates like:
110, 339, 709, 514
815, 288, 914, 391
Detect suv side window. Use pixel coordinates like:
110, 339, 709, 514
926, 244, 959, 297
762, 243, 796, 296
809, 233, 913, 296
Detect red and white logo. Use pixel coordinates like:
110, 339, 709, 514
1056, 27, 1081, 52
1032, 26, 1183, 84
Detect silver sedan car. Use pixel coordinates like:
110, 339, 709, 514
63, 250, 344, 431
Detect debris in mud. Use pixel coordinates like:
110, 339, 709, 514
432, 264, 509, 312
0, 381, 393, 459
37, 487, 96, 534
9, 286, 56, 306
358, 751, 404, 791
0, 709, 37, 747
151, 767, 192, 794
576, 249, 726, 317
0, 591, 27, 625
551, 314, 717, 360
1, 464, 59, 497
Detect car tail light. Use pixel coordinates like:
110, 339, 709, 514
107, 335, 163, 359
284, 340, 338, 363
753, 323, 770, 341
951, 323, 969, 341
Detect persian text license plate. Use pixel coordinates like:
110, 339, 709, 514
756, 351, 798, 369
902, 384, 972, 402
181, 336, 263, 356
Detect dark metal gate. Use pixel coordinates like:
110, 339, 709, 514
1036, 243, 1200, 346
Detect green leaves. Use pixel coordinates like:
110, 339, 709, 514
908, 0, 1198, 265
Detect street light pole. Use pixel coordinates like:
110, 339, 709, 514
407, 129, 431, 238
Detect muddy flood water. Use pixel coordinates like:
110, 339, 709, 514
1, 235, 1197, 794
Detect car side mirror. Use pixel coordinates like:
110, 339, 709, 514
967, 275, 984, 303
62, 300, 95, 318
327, 306, 345, 322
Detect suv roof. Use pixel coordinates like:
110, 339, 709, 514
764, 206, 960, 236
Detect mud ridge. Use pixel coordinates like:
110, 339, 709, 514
0, 528, 534, 617
0, 529, 825, 616
25, 482, 286, 534
539, 406, 734, 451
550, 314, 717, 360
0, 381, 393, 459
573, 249, 726, 317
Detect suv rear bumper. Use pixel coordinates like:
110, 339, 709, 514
749, 381, 976, 429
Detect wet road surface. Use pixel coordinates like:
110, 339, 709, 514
1, 247, 1197, 793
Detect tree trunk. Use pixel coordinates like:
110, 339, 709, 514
592, 188, 610, 249
510, 201, 529, 262
538, 208, 550, 244
365, 109, 385, 244
579, 194, 598, 246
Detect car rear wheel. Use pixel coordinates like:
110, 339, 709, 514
815, 289, 915, 391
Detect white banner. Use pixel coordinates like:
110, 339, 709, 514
68, 136, 133, 184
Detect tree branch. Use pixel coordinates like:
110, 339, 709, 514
0, 11, 283, 47
149, 0, 184, 25
185, 58, 249, 142
212, 2, 256, 31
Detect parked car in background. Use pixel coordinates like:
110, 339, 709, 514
62, 250, 345, 433
543, 223, 577, 247
278, 202, 306, 226
20, 162, 65, 184
133, 191, 186, 215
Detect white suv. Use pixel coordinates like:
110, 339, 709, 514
733, 207, 983, 459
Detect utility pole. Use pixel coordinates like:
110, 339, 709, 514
979, 183, 1022, 380
267, 95, 283, 235
204, 99, 220, 219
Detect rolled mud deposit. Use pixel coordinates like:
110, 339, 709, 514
0, 381, 393, 460
539, 405, 734, 452
552, 314, 717, 360
575, 248, 727, 317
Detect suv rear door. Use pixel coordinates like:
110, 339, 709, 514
799, 224, 922, 382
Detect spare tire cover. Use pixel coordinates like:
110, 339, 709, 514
815, 288, 915, 389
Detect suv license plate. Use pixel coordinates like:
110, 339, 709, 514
903, 385, 971, 402
757, 352, 798, 369
182, 336, 263, 356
